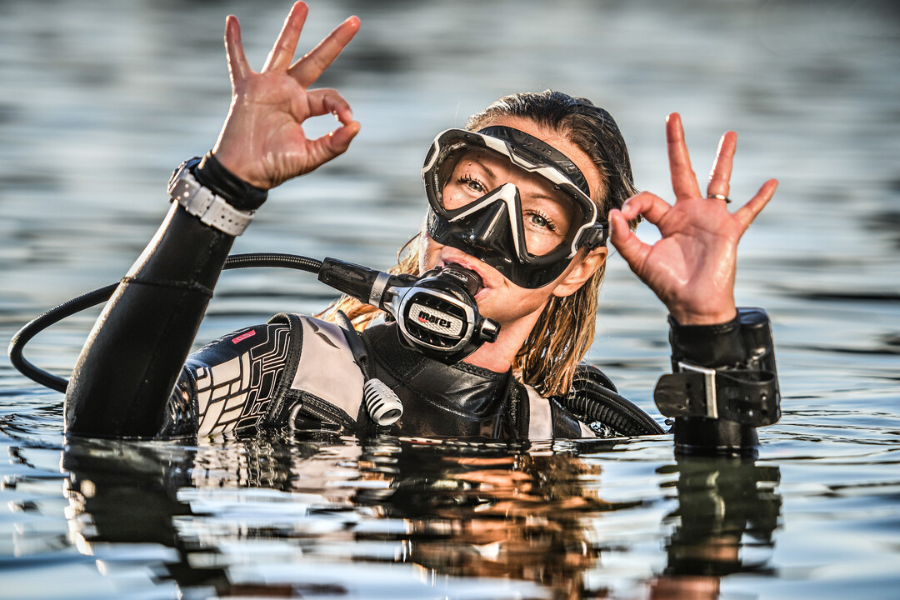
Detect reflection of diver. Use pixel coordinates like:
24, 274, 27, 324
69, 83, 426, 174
652, 457, 781, 598
61, 435, 323, 594
62, 438, 212, 590
355, 440, 621, 600
59, 435, 782, 600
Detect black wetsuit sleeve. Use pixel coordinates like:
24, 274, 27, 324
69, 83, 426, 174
66, 204, 236, 438
666, 313, 746, 369
666, 309, 779, 379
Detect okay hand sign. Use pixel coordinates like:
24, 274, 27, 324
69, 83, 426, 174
609, 114, 778, 325
211, 2, 361, 190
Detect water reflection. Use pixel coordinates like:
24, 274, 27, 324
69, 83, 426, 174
53, 436, 781, 599
1, 0, 898, 596
652, 458, 780, 599
355, 440, 611, 599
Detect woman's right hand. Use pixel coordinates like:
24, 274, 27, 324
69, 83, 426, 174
211, 2, 361, 190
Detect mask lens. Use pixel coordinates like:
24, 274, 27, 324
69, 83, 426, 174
435, 146, 586, 258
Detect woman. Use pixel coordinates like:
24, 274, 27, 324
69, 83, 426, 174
65, 3, 779, 450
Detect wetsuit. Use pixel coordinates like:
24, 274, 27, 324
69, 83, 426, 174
64, 159, 779, 444
151, 313, 596, 440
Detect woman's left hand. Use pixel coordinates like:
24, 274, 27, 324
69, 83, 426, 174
609, 113, 778, 325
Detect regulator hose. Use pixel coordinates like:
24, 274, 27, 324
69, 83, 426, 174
558, 369, 666, 436
7, 253, 322, 394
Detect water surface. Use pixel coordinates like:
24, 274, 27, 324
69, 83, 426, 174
1, 0, 899, 598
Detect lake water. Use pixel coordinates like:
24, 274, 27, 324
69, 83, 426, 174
1, 0, 898, 598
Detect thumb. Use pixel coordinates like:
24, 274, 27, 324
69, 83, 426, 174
305, 121, 361, 169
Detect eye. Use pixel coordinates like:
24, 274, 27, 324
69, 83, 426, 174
459, 174, 486, 194
525, 210, 557, 232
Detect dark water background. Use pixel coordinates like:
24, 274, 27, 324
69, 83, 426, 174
1, 0, 898, 598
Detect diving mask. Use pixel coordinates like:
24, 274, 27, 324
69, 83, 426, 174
422, 126, 608, 289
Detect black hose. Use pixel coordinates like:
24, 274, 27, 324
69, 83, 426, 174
7, 253, 323, 393
558, 372, 666, 436
222, 252, 322, 273
8, 283, 120, 393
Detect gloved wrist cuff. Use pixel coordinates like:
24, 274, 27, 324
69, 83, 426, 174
668, 313, 745, 369
195, 152, 268, 211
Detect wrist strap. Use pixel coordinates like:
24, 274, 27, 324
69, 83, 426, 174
168, 159, 254, 236
668, 313, 745, 368
654, 363, 779, 426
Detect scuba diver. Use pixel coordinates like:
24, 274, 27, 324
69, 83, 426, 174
57, 2, 780, 454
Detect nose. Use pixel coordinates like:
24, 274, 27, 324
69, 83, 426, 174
466, 202, 508, 249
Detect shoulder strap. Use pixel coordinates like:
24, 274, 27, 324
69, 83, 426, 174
267, 313, 365, 422
523, 382, 595, 440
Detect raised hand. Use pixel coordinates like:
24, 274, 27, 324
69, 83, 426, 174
609, 113, 778, 325
211, 2, 361, 190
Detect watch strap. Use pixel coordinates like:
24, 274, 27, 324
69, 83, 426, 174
168, 160, 254, 236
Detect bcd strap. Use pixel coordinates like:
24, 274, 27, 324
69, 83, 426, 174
654, 367, 779, 427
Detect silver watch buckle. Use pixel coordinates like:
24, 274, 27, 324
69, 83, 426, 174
678, 362, 718, 419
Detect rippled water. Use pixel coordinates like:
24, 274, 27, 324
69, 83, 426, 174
1, 0, 899, 598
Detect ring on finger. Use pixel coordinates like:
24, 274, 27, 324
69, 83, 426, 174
707, 193, 732, 203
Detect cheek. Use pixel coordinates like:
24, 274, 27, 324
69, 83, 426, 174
516, 288, 553, 315
419, 234, 442, 272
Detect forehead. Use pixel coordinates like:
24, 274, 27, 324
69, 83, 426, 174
475, 115, 604, 201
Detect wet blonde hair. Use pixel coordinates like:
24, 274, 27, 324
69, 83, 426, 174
321, 91, 638, 397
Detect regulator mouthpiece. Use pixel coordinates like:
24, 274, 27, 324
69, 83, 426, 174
438, 265, 484, 297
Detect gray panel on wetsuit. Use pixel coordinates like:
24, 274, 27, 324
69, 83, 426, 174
526, 387, 593, 439
290, 316, 365, 419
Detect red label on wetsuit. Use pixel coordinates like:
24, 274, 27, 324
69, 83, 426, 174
232, 330, 256, 344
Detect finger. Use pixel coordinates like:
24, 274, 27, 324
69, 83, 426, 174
306, 121, 361, 166
609, 208, 652, 271
302, 88, 360, 165
707, 131, 736, 199
620, 191, 671, 226
224, 15, 251, 85
305, 88, 354, 124
666, 113, 702, 201
734, 179, 778, 230
263, 2, 309, 72
290, 15, 360, 88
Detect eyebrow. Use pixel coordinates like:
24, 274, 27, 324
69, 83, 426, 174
467, 156, 497, 181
